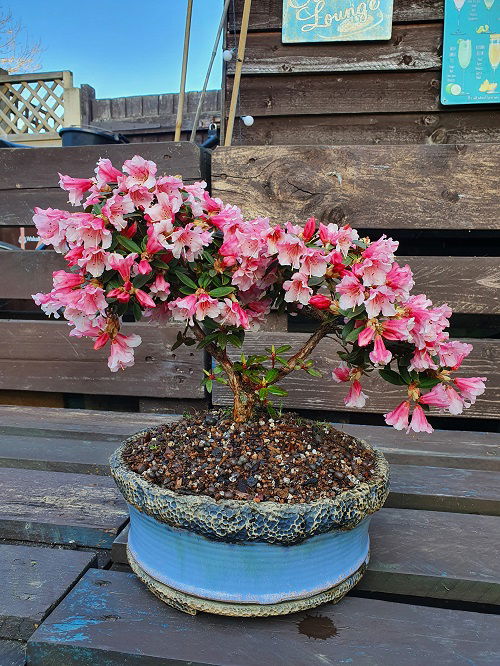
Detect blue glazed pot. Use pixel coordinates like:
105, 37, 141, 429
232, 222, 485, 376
110, 426, 389, 617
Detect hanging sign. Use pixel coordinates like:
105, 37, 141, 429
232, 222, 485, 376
282, 0, 394, 43
441, 0, 500, 105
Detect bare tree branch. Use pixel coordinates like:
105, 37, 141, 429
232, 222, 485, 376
0, 9, 41, 73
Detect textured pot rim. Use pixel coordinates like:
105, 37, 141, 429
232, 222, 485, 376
110, 423, 390, 545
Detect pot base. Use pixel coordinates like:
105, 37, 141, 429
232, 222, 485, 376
127, 545, 368, 617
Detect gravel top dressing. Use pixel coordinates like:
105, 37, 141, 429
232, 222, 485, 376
123, 411, 377, 504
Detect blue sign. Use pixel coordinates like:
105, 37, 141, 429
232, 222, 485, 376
282, 0, 394, 43
442, 0, 500, 105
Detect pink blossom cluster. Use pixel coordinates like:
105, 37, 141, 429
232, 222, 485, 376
33, 156, 486, 431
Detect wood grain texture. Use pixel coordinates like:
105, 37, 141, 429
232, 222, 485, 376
0, 468, 128, 547
27, 569, 500, 666
230, 0, 444, 31
228, 71, 442, 116
3, 252, 498, 312
212, 335, 499, 419
0, 142, 208, 227
227, 25, 442, 75
212, 145, 500, 230
0, 320, 204, 398
0, 545, 96, 640
230, 111, 500, 146
111, 510, 500, 604
0, 640, 25, 666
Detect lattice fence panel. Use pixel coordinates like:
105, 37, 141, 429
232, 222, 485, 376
0, 74, 65, 135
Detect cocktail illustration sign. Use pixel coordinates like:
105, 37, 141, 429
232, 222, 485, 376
442, 0, 500, 104
282, 0, 394, 43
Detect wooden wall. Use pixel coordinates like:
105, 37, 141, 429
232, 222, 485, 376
224, 0, 500, 145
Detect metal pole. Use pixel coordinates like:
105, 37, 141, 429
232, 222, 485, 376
174, 0, 193, 142
224, 0, 252, 147
190, 0, 231, 142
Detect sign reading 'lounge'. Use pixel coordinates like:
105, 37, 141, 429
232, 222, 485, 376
282, 0, 394, 43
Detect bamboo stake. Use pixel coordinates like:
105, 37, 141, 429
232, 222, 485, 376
174, 0, 193, 142
224, 0, 252, 147
190, 0, 231, 142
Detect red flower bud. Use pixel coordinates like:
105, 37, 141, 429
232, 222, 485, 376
309, 294, 332, 310
303, 217, 316, 242
122, 221, 137, 238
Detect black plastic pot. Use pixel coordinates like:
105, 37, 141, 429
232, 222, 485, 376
59, 127, 129, 147
0, 138, 33, 148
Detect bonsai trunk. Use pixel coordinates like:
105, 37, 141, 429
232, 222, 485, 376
232, 388, 256, 423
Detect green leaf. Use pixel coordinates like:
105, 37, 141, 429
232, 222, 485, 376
378, 368, 406, 386
132, 273, 152, 289
339, 304, 366, 319
306, 368, 322, 377
258, 387, 268, 400
265, 368, 280, 383
227, 333, 243, 348
209, 286, 235, 298
205, 379, 213, 393
179, 286, 196, 295
152, 259, 170, 270
417, 377, 441, 389
132, 302, 142, 321
267, 385, 288, 396
341, 319, 355, 339
117, 235, 142, 254
175, 272, 198, 290
344, 325, 365, 343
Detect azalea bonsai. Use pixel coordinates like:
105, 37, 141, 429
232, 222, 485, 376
33, 155, 486, 430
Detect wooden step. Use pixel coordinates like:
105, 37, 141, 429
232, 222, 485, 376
0, 468, 128, 548
388, 465, 500, 515
111, 508, 500, 605
0, 545, 96, 641
27, 568, 500, 666
0, 640, 25, 666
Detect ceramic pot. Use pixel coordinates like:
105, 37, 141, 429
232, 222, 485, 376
110, 427, 389, 617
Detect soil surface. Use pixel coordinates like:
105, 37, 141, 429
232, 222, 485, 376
123, 411, 377, 504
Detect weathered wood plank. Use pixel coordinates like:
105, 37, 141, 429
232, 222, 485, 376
111, 509, 500, 604
337, 423, 500, 471
0, 406, 172, 439
0, 434, 117, 475
212, 145, 500, 230
213, 334, 499, 419
388, 465, 500, 515
0, 640, 25, 666
231, 110, 500, 146
27, 569, 500, 666
364, 509, 500, 604
227, 25, 442, 75
232, 0, 444, 31
0, 468, 128, 548
3, 252, 498, 313
228, 71, 442, 116
0, 545, 96, 640
0, 320, 204, 399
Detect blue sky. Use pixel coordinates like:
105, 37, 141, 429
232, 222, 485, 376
13, 0, 223, 99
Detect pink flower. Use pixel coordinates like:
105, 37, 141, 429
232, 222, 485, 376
301, 248, 328, 277
408, 347, 438, 372
107, 253, 138, 281
385, 263, 414, 299
108, 333, 142, 372
77, 248, 108, 277
58, 174, 93, 205
364, 286, 396, 319
52, 270, 84, 291
134, 289, 156, 309
369, 335, 392, 365
217, 299, 249, 329
242, 297, 271, 330
438, 340, 473, 370
169, 224, 213, 262
65, 214, 112, 249
336, 274, 365, 310
101, 194, 135, 231
169, 292, 222, 323
123, 185, 154, 209
149, 275, 170, 301
32, 207, 70, 252
32, 291, 63, 317
344, 380, 367, 408
283, 272, 312, 305
69, 284, 107, 316
419, 383, 451, 409
263, 225, 285, 255
94, 158, 123, 188
309, 294, 332, 310
121, 155, 157, 190
444, 385, 465, 415
302, 217, 316, 241
146, 191, 181, 222
277, 235, 305, 269
385, 401, 410, 430
332, 363, 350, 383
319, 223, 358, 255
64, 245, 85, 267
453, 376, 487, 404
408, 405, 433, 434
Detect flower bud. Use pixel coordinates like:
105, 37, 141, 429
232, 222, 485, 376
309, 294, 332, 310
302, 217, 316, 242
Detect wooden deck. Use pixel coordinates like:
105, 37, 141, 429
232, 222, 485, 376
0, 406, 498, 664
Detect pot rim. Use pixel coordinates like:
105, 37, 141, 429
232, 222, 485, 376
110, 423, 390, 545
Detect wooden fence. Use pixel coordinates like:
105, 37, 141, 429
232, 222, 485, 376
211, 144, 500, 424
224, 0, 500, 146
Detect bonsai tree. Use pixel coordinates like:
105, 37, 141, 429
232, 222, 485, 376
33, 156, 486, 432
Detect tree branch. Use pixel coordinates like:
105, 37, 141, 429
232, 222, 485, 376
275, 319, 337, 382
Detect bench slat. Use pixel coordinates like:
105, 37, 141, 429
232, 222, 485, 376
0, 545, 96, 641
27, 569, 500, 666
111, 506, 500, 605
0, 640, 25, 666
0, 468, 128, 548
213, 145, 499, 230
